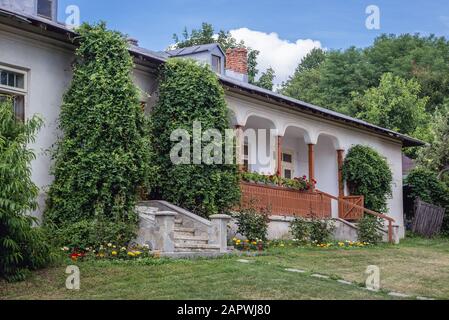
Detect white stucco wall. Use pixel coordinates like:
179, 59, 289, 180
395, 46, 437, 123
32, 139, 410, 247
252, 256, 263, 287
0, 26, 158, 221
227, 93, 406, 238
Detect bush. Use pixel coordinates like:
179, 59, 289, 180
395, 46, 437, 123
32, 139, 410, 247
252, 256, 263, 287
234, 201, 270, 241
0, 99, 52, 281
342, 145, 393, 213
45, 23, 153, 246
405, 168, 449, 233
357, 216, 383, 244
289, 217, 334, 245
151, 58, 240, 217
309, 219, 335, 244
289, 218, 310, 243
50, 219, 137, 250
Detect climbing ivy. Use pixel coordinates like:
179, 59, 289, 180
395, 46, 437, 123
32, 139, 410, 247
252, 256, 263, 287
151, 58, 240, 217
0, 100, 52, 281
44, 23, 153, 245
342, 145, 393, 213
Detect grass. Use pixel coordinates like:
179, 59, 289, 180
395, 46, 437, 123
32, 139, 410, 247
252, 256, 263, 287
1, 237, 448, 300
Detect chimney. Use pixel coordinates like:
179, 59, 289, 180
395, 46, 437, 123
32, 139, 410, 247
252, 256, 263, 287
225, 48, 248, 82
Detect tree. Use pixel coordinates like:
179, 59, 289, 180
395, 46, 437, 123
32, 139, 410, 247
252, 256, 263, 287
45, 23, 153, 245
353, 73, 429, 139
256, 67, 275, 91
281, 34, 449, 116
418, 104, 449, 174
0, 99, 51, 281
295, 48, 326, 73
151, 58, 240, 218
172, 22, 261, 86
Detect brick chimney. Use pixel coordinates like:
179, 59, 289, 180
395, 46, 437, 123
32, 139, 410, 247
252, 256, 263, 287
225, 48, 248, 82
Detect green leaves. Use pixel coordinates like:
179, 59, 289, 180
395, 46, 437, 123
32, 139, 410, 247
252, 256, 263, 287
342, 145, 393, 213
151, 59, 240, 218
45, 23, 154, 245
0, 100, 51, 281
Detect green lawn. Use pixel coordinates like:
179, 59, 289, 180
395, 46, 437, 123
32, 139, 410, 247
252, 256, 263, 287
1, 237, 448, 300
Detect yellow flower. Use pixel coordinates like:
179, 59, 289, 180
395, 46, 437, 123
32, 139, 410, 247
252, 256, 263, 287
121, 247, 127, 251
127, 252, 135, 257
252, 241, 257, 245
111, 251, 117, 256
135, 251, 142, 256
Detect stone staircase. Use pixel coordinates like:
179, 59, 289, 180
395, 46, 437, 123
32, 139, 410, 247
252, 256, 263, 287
173, 216, 221, 252
135, 201, 231, 256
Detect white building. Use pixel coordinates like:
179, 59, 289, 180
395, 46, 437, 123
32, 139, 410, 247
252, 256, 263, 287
0, 0, 424, 240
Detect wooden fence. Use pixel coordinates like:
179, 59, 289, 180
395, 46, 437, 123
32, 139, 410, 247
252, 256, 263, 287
412, 198, 446, 238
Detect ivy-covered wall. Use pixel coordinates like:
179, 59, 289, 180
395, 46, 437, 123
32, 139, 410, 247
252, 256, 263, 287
151, 58, 241, 218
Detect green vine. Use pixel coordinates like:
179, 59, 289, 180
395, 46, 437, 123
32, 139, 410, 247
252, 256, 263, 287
342, 145, 393, 213
44, 23, 154, 245
151, 58, 240, 217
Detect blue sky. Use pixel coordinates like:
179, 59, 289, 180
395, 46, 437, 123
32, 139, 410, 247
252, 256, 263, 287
57, 0, 449, 84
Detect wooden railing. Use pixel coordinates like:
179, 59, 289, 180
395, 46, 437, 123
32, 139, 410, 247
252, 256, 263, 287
339, 196, 364, 220
316, 189, 396, 244
240, 182, 332, 218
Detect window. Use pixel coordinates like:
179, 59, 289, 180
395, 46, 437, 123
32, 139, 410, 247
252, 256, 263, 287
0, 69, 25, 90
37, 0, 54, 19
281, 151, 295, 179
0, 66, 27, 122
243, 138, 250, 172
211, 55, 222, 74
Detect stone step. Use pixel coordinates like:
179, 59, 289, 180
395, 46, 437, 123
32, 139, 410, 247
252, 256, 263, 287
175, 243, 220, 252
174, 227, 195, 234
174, 234, 209, 242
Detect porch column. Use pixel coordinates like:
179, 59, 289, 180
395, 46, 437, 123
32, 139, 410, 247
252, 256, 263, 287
276, 136, 283, 178
235, 125, 244, 172
337, 150, 345, 198
308, 144, 315, 183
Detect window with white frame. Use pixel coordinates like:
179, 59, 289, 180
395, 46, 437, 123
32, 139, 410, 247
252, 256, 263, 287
0, 66, 27, 121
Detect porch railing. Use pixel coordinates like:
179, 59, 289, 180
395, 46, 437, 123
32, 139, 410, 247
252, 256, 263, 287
339, 195, 365, 220
316, 190, 396, 244
240, 182, 332, 218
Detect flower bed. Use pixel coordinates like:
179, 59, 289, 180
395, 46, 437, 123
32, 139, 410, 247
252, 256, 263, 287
62, 243, 155, 262
231, 238, 372, 251
241, 172, 316, 191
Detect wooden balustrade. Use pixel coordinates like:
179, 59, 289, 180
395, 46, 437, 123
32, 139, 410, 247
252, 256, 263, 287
316, 189, 396, 244
240, 182, 332, 218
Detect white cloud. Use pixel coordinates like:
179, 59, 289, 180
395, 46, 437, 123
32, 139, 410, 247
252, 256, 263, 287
229, 28, 322, 88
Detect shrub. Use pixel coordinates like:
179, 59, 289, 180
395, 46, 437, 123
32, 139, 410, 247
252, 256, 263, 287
342, 145, 393, 213
0, 99, 52, 281
241, 172, 314, 191
309, 219, 335, 244
50, 219, 137, 250
234, 201, 270, 241
405, 168, 449, 233
357, 216, 384, 244
44, 23, 153, 245
289, 217, 310, 243
151, 58, 240, 217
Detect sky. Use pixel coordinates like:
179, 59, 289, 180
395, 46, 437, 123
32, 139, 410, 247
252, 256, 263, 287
58, 0, 449, 86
